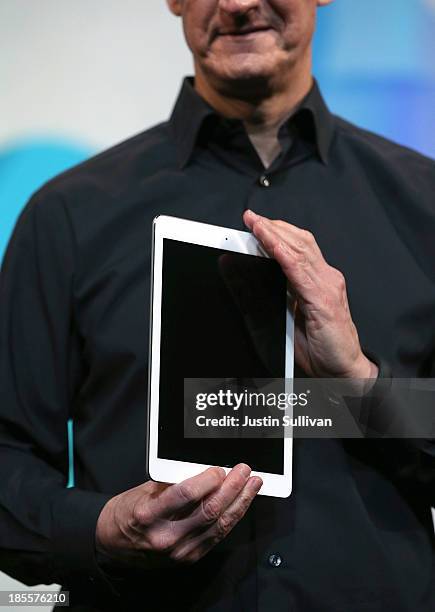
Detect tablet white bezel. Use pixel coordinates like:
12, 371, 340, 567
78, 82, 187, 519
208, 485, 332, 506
147, 215, 294, 498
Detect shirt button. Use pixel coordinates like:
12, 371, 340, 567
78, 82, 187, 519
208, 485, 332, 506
268, 553, 282, 567
259, 174, 271, 187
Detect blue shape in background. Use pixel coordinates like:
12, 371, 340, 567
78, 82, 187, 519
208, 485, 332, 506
0, 139, 90, 488
0, 139, 90, 261
313, 0, 435, 159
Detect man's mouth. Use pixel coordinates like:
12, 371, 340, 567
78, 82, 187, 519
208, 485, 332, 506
215, 25, 273, 39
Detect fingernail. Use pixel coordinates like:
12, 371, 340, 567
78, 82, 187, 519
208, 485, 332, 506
249, 477, 263, 492
237, 463, 251, 477
213, 466, 226, 479
246, 209, 259, 219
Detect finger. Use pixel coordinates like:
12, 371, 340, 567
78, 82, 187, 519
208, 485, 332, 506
208, 474, 263, 541
244, 210, 318, 249
245, 212, 344, 312
154, 466, 226, 519
193, 463, 252, 527
254, 217, 349, 314
169, 463, 252, 539
249, 219, 319, 300
246, 214, 349, 330
245, 210, 325, 267
251, 216, 322, 267
262, 220, 324, 266
170, 475, 263, 564
244, 210, 306, 242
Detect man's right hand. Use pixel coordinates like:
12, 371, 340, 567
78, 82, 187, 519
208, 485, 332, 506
95, 464, 262, 569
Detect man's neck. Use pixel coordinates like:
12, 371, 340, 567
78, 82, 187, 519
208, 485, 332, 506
193, 62, 313, 169
244, 110, 295, 168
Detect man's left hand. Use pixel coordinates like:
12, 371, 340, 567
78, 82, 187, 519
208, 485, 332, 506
243, 210, 378, 380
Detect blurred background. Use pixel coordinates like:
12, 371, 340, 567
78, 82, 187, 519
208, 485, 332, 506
1, 0, 434, 605
1, 0, 435, 261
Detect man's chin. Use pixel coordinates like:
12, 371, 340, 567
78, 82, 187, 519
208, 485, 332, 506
207, 59, 277, 97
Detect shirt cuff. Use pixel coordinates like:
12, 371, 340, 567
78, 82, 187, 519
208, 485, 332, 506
357, 349, 430, 440
51, 487, 121, 597
342, 348, 393, 438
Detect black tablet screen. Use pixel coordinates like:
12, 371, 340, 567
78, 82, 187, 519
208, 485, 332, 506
156, 238, 288, 474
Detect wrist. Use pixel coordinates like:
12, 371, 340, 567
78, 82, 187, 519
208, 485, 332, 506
349, 352, 379, 380
95, 498, 115, 556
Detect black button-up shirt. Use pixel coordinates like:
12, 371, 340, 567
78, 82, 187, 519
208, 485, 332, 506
1, 77, 435, 611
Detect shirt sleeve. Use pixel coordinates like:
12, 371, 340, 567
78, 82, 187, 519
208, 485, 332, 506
351, 350, 435, 507
0, 189, 115, 591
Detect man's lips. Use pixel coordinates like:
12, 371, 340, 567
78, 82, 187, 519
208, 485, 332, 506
215, 25, 273, 38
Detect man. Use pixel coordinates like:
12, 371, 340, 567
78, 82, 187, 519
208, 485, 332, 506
1, 0, 434, 610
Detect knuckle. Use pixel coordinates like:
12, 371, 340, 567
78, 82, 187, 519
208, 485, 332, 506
302, 229, 315, 244
123, 518, 143, 548
148, 529, 173, 554
272, 242, 286, 260
147, 530, 160, 551
209, 466, 225, 485
132, 503, 152, 527
328, 269, 346, 297
334, 269, 346, 289
177, 482, 198, 505
216, 513, 233, 538
202, 497, 221, 523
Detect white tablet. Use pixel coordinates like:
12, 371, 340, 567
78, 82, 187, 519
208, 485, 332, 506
147, 215, 294, 498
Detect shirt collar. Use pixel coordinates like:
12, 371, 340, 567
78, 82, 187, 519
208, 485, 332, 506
169, 76, 334, 168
